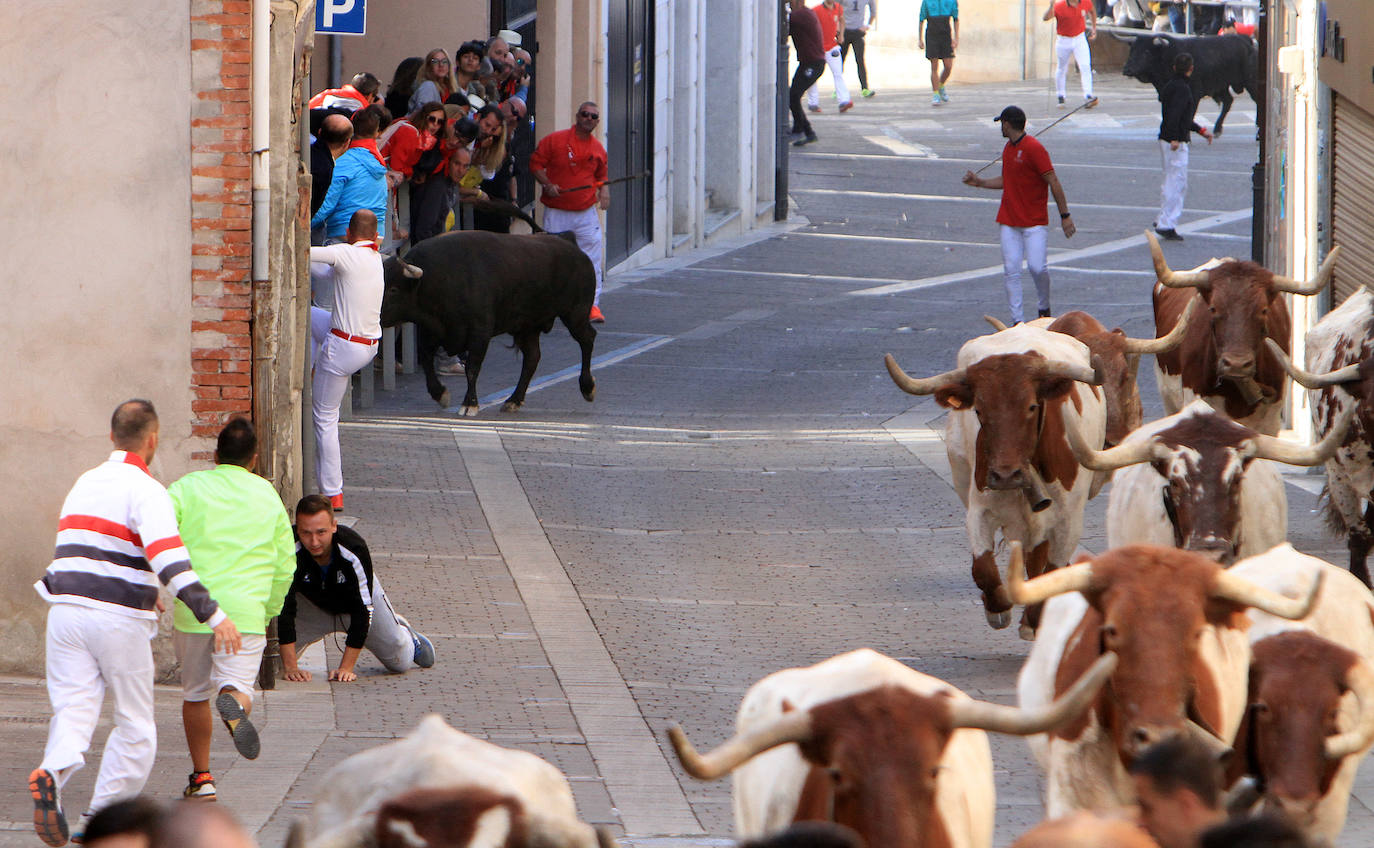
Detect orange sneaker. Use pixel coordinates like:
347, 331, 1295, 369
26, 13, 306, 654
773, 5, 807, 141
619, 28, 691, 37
589, 305, 605, 324
29, 768, 67, 847
329, 493, 344, 511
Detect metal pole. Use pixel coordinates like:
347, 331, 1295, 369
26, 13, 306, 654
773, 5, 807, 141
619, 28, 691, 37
774, 1, 790, 222
1251, 0, 1267, 264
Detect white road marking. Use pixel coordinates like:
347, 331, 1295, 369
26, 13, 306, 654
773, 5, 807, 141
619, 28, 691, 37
791, 187, 1232, 215
792, 150, 1251, 176
475, 334, 672, 407
864, 133, 936, 157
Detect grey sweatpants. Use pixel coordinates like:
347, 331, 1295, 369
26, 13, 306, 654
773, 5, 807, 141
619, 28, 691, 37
289, 576, 414, 672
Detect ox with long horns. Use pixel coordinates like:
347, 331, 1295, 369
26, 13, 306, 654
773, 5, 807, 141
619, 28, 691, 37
1147, 229, 1340, 434
885, 324, 1106, 637
1266, 292, 1374, 586
667, 647, 1117, 848
1014, 542, 1322, 816
985, 300, 1197, 448
1065, 398, 1354, 562
1226, 545, 1374, 841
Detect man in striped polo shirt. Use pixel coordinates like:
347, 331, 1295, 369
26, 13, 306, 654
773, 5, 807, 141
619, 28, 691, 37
30, 400, 241, 847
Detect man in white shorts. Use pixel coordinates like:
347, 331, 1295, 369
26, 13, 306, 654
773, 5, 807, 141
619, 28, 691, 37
168, 417, 295, 800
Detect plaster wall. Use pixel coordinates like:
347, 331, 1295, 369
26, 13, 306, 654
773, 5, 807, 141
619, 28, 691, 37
0, 1, 196, 674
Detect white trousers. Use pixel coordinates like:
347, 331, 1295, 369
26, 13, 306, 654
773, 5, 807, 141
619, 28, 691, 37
1157, 140, 1189, 231
1000, 224, 1051, 325
542, 205, 604, 304
1055, 33, 1093, 99
41, 603, 157, 816
807, 46, 851, 107
289, 576, 415, 672
313, 332, 377, 497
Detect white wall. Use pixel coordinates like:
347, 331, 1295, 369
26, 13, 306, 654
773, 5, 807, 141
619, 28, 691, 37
0, 1, 196, 673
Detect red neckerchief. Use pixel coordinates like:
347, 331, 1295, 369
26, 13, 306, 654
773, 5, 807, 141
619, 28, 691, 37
350, 138, 387, 166
353, 240, 379, 251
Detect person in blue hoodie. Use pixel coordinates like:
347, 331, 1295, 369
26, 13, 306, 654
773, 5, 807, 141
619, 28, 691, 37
311, 105, 389, 242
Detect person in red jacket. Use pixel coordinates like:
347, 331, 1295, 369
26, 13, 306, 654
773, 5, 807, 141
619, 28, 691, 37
806, 0, 852, 114
530, 103, 610, 323
308, 73, 381, 112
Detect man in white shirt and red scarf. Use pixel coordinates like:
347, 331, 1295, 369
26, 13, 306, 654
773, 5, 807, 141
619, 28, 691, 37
308, 209, 384, 512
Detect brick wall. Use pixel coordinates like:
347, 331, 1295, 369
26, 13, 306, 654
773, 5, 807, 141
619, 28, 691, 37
189, 0, 253, 460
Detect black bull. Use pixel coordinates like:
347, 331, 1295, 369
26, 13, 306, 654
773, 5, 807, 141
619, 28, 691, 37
380, 230, 597, 414
1121, 33, 1258, 136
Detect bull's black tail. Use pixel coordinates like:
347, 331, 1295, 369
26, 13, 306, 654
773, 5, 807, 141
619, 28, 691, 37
464, 196, 544, 233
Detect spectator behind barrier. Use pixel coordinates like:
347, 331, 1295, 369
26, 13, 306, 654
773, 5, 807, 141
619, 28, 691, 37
383, 57, 423, 124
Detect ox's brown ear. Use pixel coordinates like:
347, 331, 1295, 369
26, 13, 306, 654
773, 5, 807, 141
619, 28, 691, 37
934, 382, 973, 410
781, 699, 795, 713
1037, 378, 1076, 401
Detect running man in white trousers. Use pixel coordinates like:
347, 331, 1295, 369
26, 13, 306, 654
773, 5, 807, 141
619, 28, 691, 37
308, 209, 385, 513
1045, 0, 1098, 108
531, 103, 610, 323
1154, 52, 1211, 241
31, 400, 241, 846
807, 0, 853, 113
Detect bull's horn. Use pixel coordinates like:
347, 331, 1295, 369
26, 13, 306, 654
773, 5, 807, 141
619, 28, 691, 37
1147, 229, 1212, 289
1244, 404, 1355, 466
1327, 659, 1374, 760
948, 652, 1117, 735
1211, 567, 1324, 620
1186, 719, 1234, 761
1039, 358, 1103, 386
667, 711, 813, 781
1122, 297, 1199, 355
1271, 245, 1341, 295
984, 315, 1010, 332
884, 354, 967, 396
1006, 541, 1096, 606
1064, 416, 1168, 472
1264, 338, 1363, 389
402, 263, 424, 279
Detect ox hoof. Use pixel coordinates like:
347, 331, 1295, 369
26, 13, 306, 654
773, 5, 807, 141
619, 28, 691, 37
460, 404, 480, 417
1019, 623, 1037, 642
501, 401, 522, 413
986, 610, 1012, 630
583, 386, 596, 403
438, 389, 452, 409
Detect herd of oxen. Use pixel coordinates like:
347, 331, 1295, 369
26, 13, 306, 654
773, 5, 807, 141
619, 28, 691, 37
292, 232, 1374, 848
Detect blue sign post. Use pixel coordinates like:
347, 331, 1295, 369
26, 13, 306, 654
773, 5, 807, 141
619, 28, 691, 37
316, 0, 366, 35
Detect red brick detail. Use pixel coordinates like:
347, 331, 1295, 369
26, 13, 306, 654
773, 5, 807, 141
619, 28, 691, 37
188, 0, 254, 451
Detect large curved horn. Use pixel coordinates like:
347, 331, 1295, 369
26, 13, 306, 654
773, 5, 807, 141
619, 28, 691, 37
1006, 541, 1096, 606
1271, 246, 1342, 295
1211, 567, 1324, 620
884, 354, 967, 396
948, 653, 1117, 735
1064, 415, 1168, 472
1245, 404, 1356, 466
1147, 229, 1212, 289
1037, 358, 1104, 386
984, 315, 1010, 332
1122, 297, 1199, 355
1264, 338, 1363, 389
667, 711, 813, 781
401, 262, 424, 279
1327, 659, 1374, 760
1186, 719, 1234, 761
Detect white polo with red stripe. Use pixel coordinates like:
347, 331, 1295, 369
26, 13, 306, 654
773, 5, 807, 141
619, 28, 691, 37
36, 451, 226, 627
308, 241, 383, 341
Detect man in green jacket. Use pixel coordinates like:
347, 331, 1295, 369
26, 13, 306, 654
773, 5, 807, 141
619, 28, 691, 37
168, 418, 295, 801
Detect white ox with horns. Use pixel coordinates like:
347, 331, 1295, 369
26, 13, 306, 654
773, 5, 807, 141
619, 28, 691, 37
885, 324, 1106, 638
1147, 230, 1339, 435
1066, 399, 1353, 562
1225, 545, 1374, 842
1014, 542, 1322, 816
667, 648, 1117, 848
286, 715, 612, 848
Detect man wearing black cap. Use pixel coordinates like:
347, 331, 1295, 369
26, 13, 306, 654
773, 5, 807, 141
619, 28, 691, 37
962, 106, 1075, 324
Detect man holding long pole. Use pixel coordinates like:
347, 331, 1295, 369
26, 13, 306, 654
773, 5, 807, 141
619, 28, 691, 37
531, 103, 610, 323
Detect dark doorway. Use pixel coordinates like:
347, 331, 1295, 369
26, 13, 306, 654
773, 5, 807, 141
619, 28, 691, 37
490, 0, 538, 207
606, 0, 654, 265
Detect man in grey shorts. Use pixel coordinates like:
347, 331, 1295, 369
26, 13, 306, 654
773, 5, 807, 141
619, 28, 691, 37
278, 495, 435, 682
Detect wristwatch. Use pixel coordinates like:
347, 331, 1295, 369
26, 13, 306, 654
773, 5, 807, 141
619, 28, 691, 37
1060, 212, 1072, 219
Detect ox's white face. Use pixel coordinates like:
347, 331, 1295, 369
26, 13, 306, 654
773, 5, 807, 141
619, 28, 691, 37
1154, 444, 1251, 562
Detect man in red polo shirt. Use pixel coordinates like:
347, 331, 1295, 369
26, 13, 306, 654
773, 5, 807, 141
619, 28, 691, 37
962, 106, 1076, 324
531, 103, 610, 323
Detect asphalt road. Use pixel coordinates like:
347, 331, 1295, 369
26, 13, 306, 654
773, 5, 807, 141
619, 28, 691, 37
4, 75, 1368, 848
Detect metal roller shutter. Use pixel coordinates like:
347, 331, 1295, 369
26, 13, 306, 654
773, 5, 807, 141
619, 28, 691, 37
1331, 94, 1374, 306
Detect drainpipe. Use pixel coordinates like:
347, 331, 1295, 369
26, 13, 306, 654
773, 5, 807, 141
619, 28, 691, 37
251, 0, 270, 289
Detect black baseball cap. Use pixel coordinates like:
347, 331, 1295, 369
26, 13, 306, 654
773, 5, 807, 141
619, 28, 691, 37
994, 106, 1026, 125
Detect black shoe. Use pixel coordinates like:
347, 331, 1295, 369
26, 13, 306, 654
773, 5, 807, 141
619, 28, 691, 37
1154, 227, 1184, 242
1038, 309, 1052, 318
217, 692, 261, 760
1057, 95, 1065, 106
793, 132, 818, 147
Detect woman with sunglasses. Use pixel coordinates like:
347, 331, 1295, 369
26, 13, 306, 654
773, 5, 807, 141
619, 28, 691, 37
380, 102, 451, 246
409, 49, 459, 113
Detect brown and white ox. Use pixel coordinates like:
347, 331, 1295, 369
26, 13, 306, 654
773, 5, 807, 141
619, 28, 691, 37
1065, 398, 1352, 563
667, 648, 1117, 848
1266, 290, 1374, 586
1013, 542, 1322, 816
1224, 545, 1374, 842
1147, 229, 1339, 435
885, 324, 1106, 638
285, 715, 613, 848
985, 300, 1197, 448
